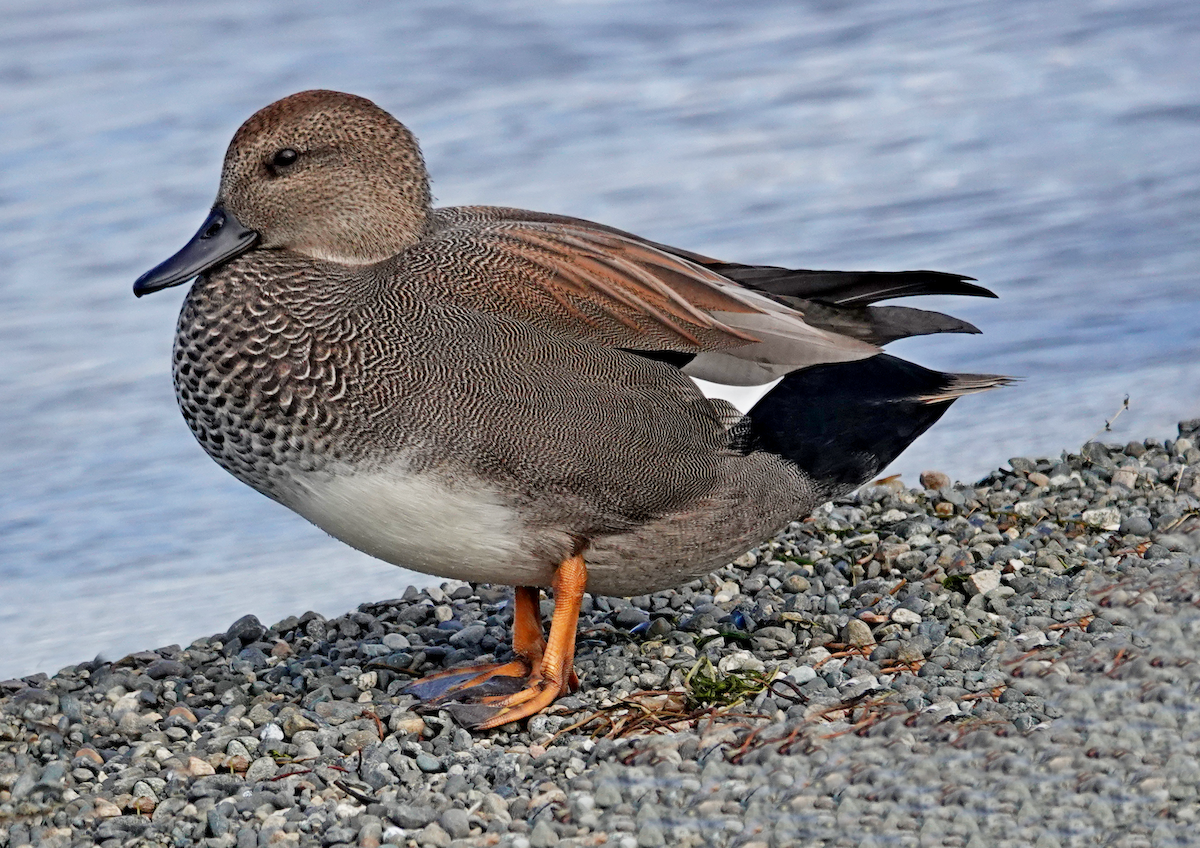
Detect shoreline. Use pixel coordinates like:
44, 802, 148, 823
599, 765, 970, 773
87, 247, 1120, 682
3, 420, 1199, 847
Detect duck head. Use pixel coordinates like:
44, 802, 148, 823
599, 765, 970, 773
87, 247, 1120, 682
135, 90, 431, 296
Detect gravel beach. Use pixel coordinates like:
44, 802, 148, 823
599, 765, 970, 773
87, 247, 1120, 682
4, 420, 1200, 848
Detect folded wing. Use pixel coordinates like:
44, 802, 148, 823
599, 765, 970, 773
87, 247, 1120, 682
421, 206, 996, 385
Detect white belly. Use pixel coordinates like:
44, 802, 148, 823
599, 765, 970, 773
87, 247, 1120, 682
286, 466, 558, 587
280, 452, 796, 598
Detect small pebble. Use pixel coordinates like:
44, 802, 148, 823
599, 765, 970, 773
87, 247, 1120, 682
245, 756, 278, 782
94, 798, 121, 817
415, 753, 443, 773
167, 705, 197, 722
382, 632, 410, 650
966, 569, 1001, 596
529, 819, 559, 848
890, 608, 922, 626
919, 470, 951, 490
415, 822, 451, 848
843, 619, 875, 647
440, 808, 470, 839
185, 756, 215, 777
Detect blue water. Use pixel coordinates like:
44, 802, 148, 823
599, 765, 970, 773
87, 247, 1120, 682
2, 0, 1199, 678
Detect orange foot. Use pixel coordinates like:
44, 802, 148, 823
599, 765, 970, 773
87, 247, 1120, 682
405, 555, 586, 729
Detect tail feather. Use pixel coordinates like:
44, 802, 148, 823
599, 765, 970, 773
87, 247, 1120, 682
918, 372, 1012, 404
780, 300, 985, 346
699, 265, 998, 305
688, 263, 997, 346
744, 353, 1009, 496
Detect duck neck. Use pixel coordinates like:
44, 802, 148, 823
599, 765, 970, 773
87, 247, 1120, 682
349, 122, 433, 261
308, 167, 431, 265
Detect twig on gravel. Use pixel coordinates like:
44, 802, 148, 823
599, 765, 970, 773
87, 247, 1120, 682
819, 707, 898, 739
548, 688, 770, 744
1084, 394, 1131, 445
333, 779, 379, 805
361, 708, 385, 740
1162, 510, 1199, 532
813, 645, 875, 667
270, 769, 312, 781
765, 677, 808, 704
1106, 648, 1132, 677
960, 686, 1007, 702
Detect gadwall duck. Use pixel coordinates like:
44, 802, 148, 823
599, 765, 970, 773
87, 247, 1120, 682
134, 90, 1007, 728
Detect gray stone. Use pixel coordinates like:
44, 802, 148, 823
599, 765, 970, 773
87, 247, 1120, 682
447, 624, 486, 646
14, 420, 1200, 848
415, 822, 451, 848
1082, 507, 1120, 530
382, 633, 411, 650
965, 569, 1001, 596
529, 819, 560, 847
637, 823, 666, 847
97, 816, 152, 840
224, 614, 267, 645
322, 825, 356, 845
414, 753, 443, 773
440, 808, 471, 839
145, 658, 188, 679
208, 807, 232, 837
752, 626, 797, 651
245, 756, 278, 782
281, 712, 319, 738
9, 772, 35, 801
593, 781, 623, 808
890, 608, 922, 626
387, 804, 437, 829
843, 619, 875, 647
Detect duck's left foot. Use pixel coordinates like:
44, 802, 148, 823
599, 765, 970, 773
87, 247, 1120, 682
405, 584, 544, 704
405, 556, 588, 729
405, 658, 535, 703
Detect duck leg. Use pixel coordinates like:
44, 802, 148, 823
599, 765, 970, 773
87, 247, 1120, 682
405, 585, 546, 702
473, 554, 587, 729
407, 555, 588, 728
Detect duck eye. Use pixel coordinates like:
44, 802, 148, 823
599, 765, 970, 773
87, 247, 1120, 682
271, 148, 299, 168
